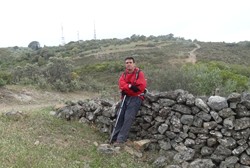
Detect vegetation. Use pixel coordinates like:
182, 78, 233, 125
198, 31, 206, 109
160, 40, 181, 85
1, 34, 250, 97
0, 107, 151, 167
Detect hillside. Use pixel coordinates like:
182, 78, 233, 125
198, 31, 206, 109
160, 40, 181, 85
1, 35, 250, 97
196, 41, 250, 65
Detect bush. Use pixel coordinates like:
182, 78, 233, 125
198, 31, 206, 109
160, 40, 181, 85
0, 71, 12, 85
44, 57, 73, 83
37, 76, 49, 89
144, 64, 191, 92
220, 70, 249, 91
0, 78, 6, 87
221, 80, 238, 95
189, 65, 222, 95
76, 62, 123, 75
52, 80, 68, 92
183, 63, 250, 95
145, 62, 249, 96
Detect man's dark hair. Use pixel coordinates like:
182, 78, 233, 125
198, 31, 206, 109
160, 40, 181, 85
125, 57, 135, 63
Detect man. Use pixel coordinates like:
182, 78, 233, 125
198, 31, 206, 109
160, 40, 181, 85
111, 57, 147, 145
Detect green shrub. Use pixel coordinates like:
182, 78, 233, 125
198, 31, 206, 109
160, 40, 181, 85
220, 70, 249, 91
0, 71, 12, 84
206, 61, 230, 70
52, 79, 67, 92
144, 64, 192, 92
37, 76, 49, 89
19, 77, 36, 85
76, 62, 123, 75
221, 80, 238, 95
193, 68, 222, 95
183, 63, 250, 95
230, 64, 250, 77
0, 78, 6, 87
44, 57, 73, 83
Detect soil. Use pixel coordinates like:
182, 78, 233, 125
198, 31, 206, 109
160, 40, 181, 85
0, 85, 99, 113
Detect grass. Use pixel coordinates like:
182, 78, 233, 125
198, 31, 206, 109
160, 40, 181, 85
0, 107, 152, 168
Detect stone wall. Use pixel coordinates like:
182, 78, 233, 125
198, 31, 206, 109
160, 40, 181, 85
54, 89, 250, 167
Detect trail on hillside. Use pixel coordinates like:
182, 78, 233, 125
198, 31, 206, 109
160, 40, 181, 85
169, 43, 200, 65
185, 43, 201, 64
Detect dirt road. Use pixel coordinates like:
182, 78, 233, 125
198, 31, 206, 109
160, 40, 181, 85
0, 85, 99, 113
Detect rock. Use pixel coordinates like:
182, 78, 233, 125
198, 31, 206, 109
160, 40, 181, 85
133, 139, 151, 148
173, 146, 195, 163
152, 156, 167, 168
195, 98, 210, 112
207, 96, 228, 111
189, 159, 216, 168
97, 144, 118, 154
124, 146, 143, 158
240, 153, 250, 165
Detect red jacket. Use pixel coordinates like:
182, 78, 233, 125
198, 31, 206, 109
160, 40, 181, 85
119, 68, 147, 100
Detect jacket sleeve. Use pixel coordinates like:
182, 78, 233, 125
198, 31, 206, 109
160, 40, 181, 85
119, 74, 130, 92
135, 71, 147, 93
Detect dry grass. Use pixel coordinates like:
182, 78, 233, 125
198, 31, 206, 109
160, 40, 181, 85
0, 106, 152, 167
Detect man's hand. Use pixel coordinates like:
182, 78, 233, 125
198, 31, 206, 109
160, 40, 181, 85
130, 85, 140, 92
121, 90, 126, 96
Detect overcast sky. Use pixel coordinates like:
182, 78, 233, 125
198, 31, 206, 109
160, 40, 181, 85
0, 0, 249, 47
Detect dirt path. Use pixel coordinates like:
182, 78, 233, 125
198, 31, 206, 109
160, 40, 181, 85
0, 86, 99, 113
169, 42, 200, 65
185, 43, 201, 64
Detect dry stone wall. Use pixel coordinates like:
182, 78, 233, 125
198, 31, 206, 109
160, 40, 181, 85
55, 89, 250, 167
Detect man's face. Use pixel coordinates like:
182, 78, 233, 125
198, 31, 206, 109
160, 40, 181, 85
125, 59, 135, 72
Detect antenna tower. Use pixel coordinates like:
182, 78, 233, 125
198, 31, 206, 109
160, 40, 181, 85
61, 25, 65, 46
77, 31, 80, 42
94, 21, 96, 40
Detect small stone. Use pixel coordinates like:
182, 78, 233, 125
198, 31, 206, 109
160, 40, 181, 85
34, 140, 40, 145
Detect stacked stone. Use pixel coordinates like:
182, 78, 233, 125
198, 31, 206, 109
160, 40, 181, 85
55, 90, 250, 167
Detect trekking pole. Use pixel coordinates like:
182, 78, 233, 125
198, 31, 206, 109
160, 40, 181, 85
109, 95, 126, 144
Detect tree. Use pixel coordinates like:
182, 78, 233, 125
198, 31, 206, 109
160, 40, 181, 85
28, 41, 41, 50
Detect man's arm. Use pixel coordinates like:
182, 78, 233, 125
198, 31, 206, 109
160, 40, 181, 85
119, 74, 130, 92
134, 71, 147, 93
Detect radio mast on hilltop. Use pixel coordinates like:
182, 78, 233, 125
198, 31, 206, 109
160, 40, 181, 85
77, 30, 80, 42
94, 20, 96, 40
61, 24, 65, 46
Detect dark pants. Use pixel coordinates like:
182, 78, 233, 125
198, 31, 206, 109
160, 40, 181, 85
111, 96, 142, 143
